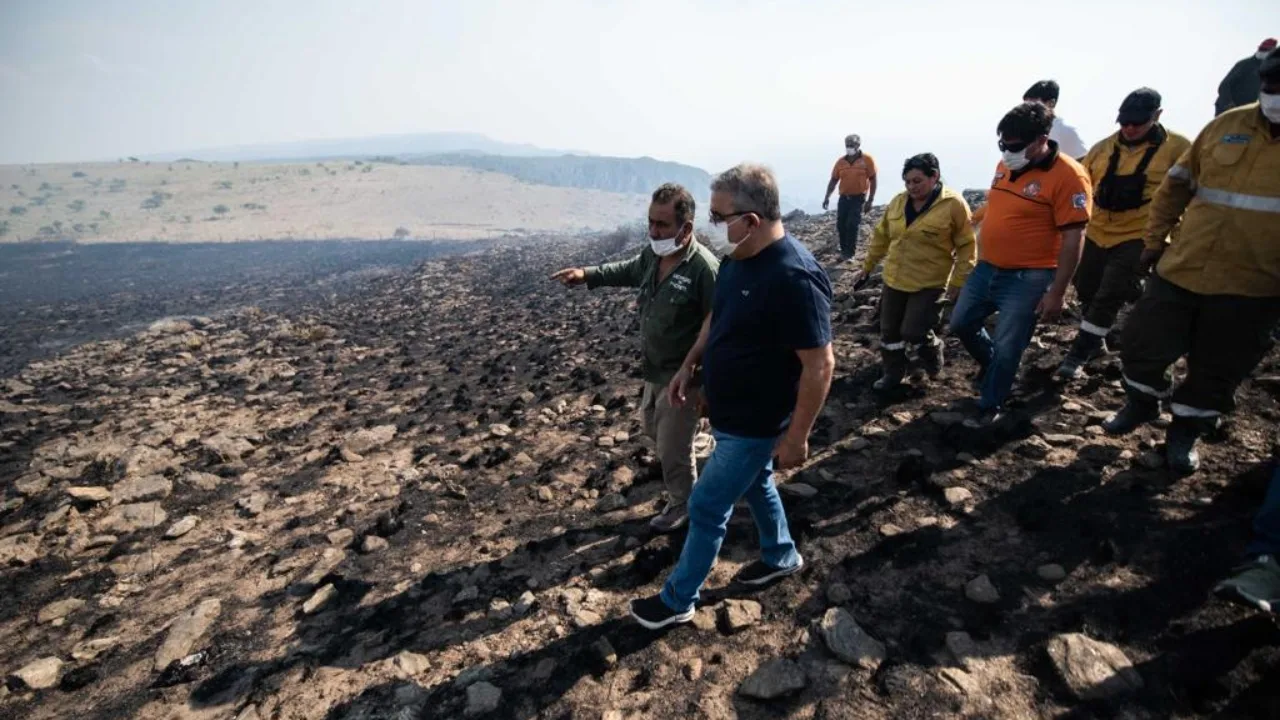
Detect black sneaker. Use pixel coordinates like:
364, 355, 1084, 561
963, 408, 1005, 429
629, 593, 695, 630
734, 556, 805, 586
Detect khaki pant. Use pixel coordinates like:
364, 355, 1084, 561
639, 381, 699, 505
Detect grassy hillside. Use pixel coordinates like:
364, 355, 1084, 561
409, 153, 713, 199
0, 160, 649, 243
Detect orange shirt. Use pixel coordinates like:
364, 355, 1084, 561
831, 153, 877, 196
979, 149, 1091, 269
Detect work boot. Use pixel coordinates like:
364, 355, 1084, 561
1214, 555, 1280, 614
917, 339, 944, 379
874, 348, 907, 391
1102, 386, 1161, 435
1055, 332, 1105, 380
1166, 415, 1212, 475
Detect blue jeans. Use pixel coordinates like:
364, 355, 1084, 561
660, 430, 801, 613
1247, 465, 1280, 558
949, 261, 1056, 410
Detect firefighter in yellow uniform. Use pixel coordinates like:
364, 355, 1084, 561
1056, 88, 1192, 379
1105, 49, 1280, 474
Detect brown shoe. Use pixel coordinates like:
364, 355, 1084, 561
649, 502, 688, 533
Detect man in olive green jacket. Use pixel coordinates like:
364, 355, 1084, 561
552, 184, 719, 532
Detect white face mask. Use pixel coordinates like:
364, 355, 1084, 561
1002, 148, 1031, 171
1261, 92, 1280, 123
845, 147, 859, 157
1258, 50, 1272, 60
715, 216, 750, 256
649, 232, 683, 257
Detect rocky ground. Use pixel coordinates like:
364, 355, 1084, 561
2, 210, 1279, 720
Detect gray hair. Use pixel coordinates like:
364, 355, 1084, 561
710, 163, 782, 221
845, 134, 861, 147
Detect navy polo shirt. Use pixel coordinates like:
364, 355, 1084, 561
703, 234, 833, 438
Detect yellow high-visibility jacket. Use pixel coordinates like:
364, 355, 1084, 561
1082, 125, 1191, 248
1146, 104, 1280, 297
863, 186, 977, 292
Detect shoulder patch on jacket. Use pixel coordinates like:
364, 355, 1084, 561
1071, 192, 1088, 209
1221, 133, 1251, 145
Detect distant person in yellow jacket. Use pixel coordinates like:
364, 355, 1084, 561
1056, 88, 1192, 379
851, 153, 977, 390
1105, 49, 1280, 474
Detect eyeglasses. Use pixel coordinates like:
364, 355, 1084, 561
708, 210, 756, 226
998, 139, 1031, 153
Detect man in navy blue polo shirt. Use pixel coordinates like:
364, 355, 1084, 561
629, 163, 835, 629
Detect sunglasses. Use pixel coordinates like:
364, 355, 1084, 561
998, 139, 1032, 153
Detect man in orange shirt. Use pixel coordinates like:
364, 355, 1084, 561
822, 134, 877, 261
949, 102, 1091, 425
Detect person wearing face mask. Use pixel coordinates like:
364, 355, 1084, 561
851, 153, 977, 390
551, 183, 719, 532
1215, 38, 1277, 117
1055, 88, 1192, 380
949, 102, 1092, 427
630, 163, 834, 630
1023, 80, 1089, 162
822, 134, 878, 261
1103, 48, 1280, 475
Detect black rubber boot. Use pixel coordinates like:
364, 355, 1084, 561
1056, 332, 1105, 380
874, 348, 907, 391
1166, 416, 1212, 475
1103, 386, 1161, 435
917, 339, 944, 378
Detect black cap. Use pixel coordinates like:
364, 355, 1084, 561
1117, 88, 1161, 125
1261, 47, 1280, 82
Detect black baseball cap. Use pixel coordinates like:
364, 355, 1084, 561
1117, 88, 1161, 125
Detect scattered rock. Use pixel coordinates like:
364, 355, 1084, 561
155, 598, 221, 670
1046, 633, 1144, 701
691, 610, 717, 632
738, 658, 807, 700
112, 475, 173, 504
344, 425, 397, 456
9, 656, 63, 690
454, 585, 480, 604
0, 533, 41, 566
37, 598, 86, 624
818, 608, 886, 670
591, 637, 618, 668
879, 523, 904, 537
488, 424, 513, 438
536, 487, 554, 503
201, 433, 255, 462
945, 631, 979, 670
572, 609, 603, 628
719, 599, 763, 632
237, 492, 270, 517
393, 650, 431, 678
163, 515, 200, 539
304, 584, 338, 614
827, 582, 853, 606
15, 474, 51, 497
848, 437, 871, 452
71, 637, 120, 662
328, 528, 356, 546
944, 487, 973, 506
513, 591, 536, 617
956, 453, 977, 465
67, 486, 113, 503
1062, 402, 1083, 413
965, 575, 1000, 604
97, 502, 168, 533
1042, 433, 1086, 448
780, 482, 818, 499
683, 659, 704, 681
465, 681, 502, 716
596, 435, 615, 449
595, 493, 627, 513
1038, 564, 1068, 582
361, 535, 390, 553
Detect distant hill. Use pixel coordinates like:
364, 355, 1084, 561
408, 153, 714, 200
141, 132, 585, 164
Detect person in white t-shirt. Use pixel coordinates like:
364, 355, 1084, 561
1024, 79, 1088, 160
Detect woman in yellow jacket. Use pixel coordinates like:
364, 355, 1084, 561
851, 153, 978, 390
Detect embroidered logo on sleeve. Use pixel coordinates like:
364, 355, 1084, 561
1072, 193, 1088, 209
1221, 133, 1251, 145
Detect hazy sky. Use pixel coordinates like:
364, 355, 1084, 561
3, 0, 1278, 200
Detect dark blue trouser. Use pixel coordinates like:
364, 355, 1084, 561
836, 194, 865, 260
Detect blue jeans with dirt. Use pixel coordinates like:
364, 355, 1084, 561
660, 429, 802, 613
1247, 465, 1280, 558
949, 261, 1056, 410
